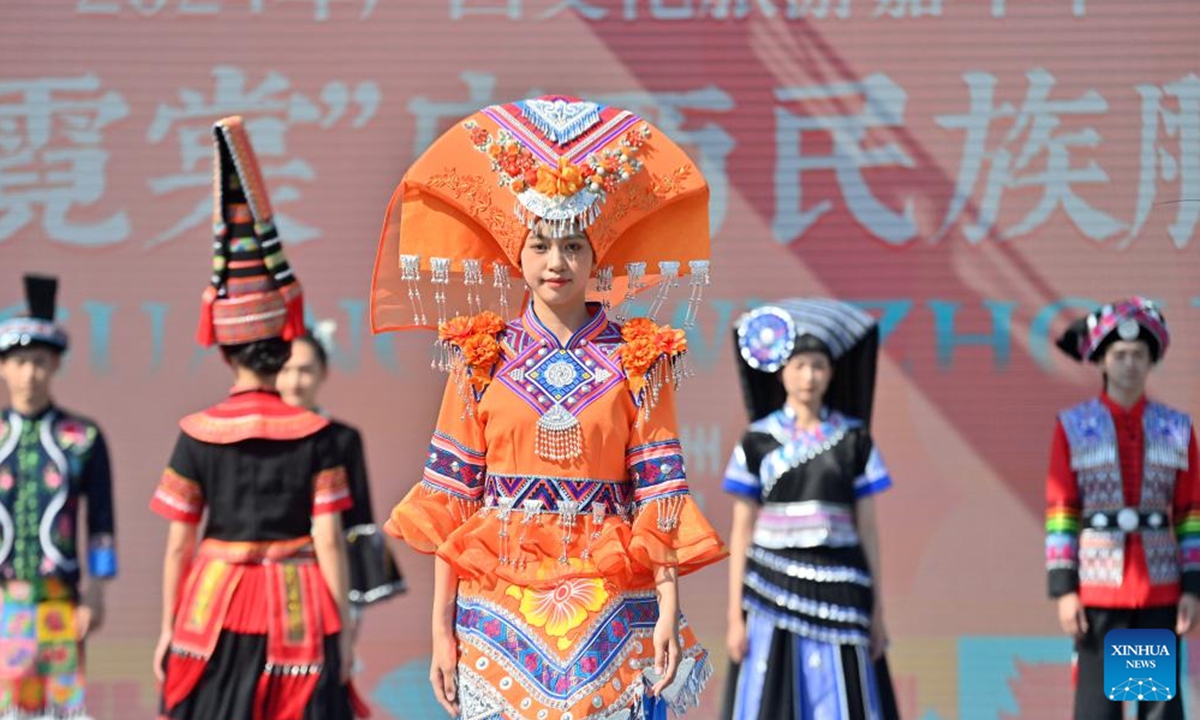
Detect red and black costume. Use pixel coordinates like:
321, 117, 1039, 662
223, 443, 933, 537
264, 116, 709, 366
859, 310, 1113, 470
153, 390, 355, 720
153, 116, 364, 720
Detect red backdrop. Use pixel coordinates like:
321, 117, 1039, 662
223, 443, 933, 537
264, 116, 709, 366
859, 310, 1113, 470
3, 1, 1199, 717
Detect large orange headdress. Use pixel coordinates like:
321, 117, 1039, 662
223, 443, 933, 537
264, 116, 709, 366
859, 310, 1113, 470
370, 95, 711, 332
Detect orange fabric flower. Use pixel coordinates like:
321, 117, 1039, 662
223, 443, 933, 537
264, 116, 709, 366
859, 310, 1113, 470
621, 317, 658, 343
535, 157, 585, 198
438, 315, 474, 344
620, 337, 662, 396
601, 155, 622, 175
459, 334, 500, 390
472, 311, 506, 337
655, 327, 688, 356
460, 333, 499, 369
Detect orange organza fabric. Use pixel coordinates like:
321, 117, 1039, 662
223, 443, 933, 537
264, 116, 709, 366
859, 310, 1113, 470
384, 309, 726, 589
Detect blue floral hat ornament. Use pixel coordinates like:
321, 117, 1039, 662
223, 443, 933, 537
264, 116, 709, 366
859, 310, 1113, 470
736, 306, 797, 372
732, 298, 880, 425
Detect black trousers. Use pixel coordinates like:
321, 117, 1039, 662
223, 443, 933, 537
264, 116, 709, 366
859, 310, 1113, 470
1074, 605, 1184, 720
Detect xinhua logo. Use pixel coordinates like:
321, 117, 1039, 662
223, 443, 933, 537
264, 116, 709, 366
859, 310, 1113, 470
1103, 628, 1177, 702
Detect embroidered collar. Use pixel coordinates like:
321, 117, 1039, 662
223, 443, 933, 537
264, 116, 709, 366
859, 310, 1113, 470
776, 404, 834, 442
3, 403, 56, 422
521, 301, 609, 350
180, 389, 328, 444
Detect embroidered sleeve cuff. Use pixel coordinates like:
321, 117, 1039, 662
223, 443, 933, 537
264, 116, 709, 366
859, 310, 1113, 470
313, 466, 353, 515
151, 469, 204, 524
1175, 511, 1200, 541
722, 477, 761, 502
422, 433, 486, 501
1178, 539, 1200, 578
853, 473, 892, 499
628, 440, 688, 505
88, 536, 117, 578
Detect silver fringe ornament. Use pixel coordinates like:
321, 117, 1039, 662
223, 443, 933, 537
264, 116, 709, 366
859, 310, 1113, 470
400, 254, 426, 326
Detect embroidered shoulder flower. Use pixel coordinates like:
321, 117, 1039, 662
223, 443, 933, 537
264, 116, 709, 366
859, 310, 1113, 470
437, 311, 508, 393
438, 315, 474, 345
471, 310, 506, 337
617, 320, 689, 402
621, 317, 658, 343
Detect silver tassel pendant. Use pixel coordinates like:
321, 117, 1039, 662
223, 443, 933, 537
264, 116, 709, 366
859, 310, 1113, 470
558, 500, 581, 564
595, 265, 614, 311
463, 259, 484, 315
400, 254, 427, 326
492, 261, 512, 319
615, 261, 647, 323
647, 261, 680, 321
430, 257, 451, 325
535, 405, 584, 462
684, 260, 710, 329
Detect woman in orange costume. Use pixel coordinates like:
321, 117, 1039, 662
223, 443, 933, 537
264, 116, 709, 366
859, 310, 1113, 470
371, 96, 728, 719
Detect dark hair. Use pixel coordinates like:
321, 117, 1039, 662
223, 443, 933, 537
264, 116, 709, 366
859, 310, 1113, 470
219, 337, 292, 376
1092, 329, 1161, 364
294, 331, 329, 371
790, 334, 834, 361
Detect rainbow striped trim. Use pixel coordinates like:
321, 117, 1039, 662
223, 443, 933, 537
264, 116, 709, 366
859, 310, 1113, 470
1175, 510, 1200, 538
1045, 507, 1080, 534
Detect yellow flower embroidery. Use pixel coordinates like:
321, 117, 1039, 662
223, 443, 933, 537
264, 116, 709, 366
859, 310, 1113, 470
508, 574, 609, 649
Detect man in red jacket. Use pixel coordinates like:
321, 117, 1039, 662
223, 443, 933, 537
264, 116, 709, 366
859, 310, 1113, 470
1047, 297, 1199, 720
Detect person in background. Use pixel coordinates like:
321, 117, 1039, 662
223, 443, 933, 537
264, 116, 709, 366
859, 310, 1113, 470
1048, 297, 1200, 720
277, 326, 405, 641
721, 299, 899, 720
0, 273, 117, 720
151, 116, 364, 720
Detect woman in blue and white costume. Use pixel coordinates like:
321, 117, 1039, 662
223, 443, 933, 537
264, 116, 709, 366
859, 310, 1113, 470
720, 299, 900, 720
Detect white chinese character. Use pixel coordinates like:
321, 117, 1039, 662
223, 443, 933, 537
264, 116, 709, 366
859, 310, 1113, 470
540, 0, 608, 18
936, 69, 1122, 243
145, 66, 380, 247
449, 0, 522, 18
0, 76, 130, 245
1129, 73, 1200, 248
992, 0, 1084, 17
699, 0, 778, 18
408, 72, 499, 158
620, 0, 697, 20
874, 0, 939, 17
595, 87, 735, 234
773, 73, 917, 245
786, 0, 850, 18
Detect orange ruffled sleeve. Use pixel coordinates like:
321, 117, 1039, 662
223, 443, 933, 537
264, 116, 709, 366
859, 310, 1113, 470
624, 371, 727, 576
384, 377, 487, 554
